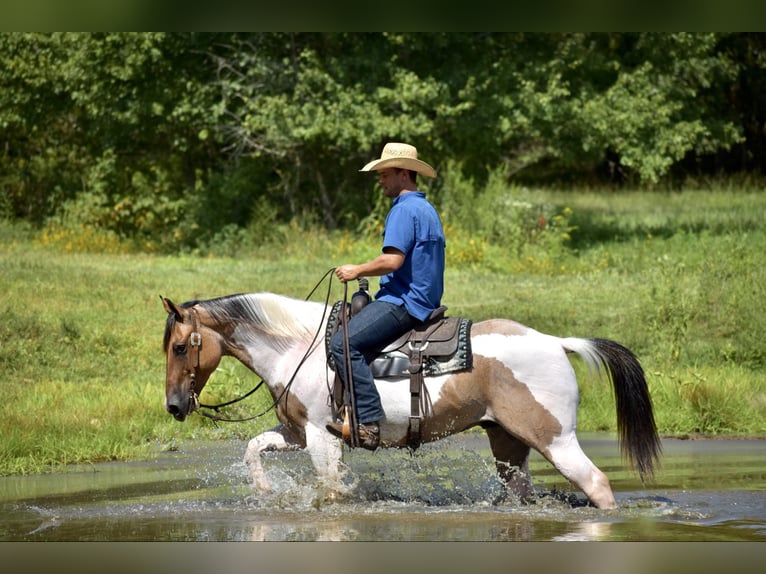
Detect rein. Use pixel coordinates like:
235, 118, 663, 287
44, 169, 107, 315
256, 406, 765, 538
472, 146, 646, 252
340, 281, 360, 447
190, 268, 337, 424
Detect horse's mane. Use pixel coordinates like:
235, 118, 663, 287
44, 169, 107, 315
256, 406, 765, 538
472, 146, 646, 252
164, 292, 322, 352
163, 293, 322, 352
200, 293, 318, 340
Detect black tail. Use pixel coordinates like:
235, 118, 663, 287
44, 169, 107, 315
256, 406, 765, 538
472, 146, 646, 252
589, 338, 662, 482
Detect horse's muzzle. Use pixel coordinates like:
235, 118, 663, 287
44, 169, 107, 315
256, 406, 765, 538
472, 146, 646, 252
165, 391, 199, 422
167, 404, 187, 422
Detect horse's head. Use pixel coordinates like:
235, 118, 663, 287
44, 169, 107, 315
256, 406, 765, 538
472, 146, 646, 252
161, 296, 223, 421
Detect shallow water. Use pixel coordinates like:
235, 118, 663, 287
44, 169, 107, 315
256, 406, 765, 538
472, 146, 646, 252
1, 433, 765, 541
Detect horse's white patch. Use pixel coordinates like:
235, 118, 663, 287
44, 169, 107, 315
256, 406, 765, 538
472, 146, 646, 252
471, 331, 580, 423
375, 372, 453, 428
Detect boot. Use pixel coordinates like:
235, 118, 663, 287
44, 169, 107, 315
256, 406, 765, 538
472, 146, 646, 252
326, 420, 380, 451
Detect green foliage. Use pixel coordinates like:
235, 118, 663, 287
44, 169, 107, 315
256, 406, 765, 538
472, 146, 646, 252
437, 162, 575, 272
37, 150, 194, 253
647, 252, 696, 363
0, 32, 763, 253
211, 32, 752, 245
580, 63, 708, 184
571, 34, 743, 184
0, 32, 222, 235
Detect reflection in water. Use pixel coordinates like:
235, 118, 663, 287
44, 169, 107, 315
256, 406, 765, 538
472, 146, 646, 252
1, 434, 765, 541
550, 520, 613, 541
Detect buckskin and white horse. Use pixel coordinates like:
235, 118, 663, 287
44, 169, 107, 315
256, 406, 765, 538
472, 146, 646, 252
161, 291, 661, 509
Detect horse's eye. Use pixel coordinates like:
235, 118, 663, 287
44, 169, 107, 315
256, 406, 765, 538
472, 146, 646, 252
173, 344, 187, 356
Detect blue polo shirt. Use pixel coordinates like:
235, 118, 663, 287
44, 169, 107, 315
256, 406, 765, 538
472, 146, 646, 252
375, 191, 445, 321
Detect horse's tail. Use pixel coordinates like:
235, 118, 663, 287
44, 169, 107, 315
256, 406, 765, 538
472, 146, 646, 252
562, 337, 662, 483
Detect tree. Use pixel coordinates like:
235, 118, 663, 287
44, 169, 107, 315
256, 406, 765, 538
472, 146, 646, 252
214, 33, 746, 218
0, 33, 757, 251
0, 33, 222, 247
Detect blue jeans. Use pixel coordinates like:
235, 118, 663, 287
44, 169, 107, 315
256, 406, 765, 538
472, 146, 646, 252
330, 300, 420, 424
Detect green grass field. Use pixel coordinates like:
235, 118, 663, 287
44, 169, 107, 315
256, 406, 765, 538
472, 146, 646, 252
1, 188, 765, 475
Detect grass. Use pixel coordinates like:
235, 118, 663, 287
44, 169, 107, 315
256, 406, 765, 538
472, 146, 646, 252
1, 187, 765, 475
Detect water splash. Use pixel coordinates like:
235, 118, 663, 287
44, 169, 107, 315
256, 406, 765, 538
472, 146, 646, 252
3, 435, 766, 541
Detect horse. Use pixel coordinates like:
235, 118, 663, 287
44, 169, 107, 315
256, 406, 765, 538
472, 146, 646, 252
161, 291, 661, 509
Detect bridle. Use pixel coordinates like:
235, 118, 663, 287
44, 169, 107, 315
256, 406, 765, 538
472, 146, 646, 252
183, 306, 265, 420
186, 307, 202, 414
176, 268, 337, 424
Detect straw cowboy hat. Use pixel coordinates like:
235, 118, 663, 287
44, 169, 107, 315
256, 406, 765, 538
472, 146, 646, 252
360, 142, 437, 178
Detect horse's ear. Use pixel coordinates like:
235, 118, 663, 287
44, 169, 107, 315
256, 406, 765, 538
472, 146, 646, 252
161, 296, 185, 322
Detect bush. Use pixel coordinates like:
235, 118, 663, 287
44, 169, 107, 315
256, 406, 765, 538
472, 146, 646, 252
437, 162, 576, 273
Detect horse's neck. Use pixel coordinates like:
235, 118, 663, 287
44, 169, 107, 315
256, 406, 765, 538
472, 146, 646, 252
221, 297, 326, 381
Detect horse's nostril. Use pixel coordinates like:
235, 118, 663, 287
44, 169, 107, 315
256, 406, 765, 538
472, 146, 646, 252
166, 403, 186, 421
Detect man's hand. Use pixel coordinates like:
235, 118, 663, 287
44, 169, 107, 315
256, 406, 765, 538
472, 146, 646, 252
335, 264, 360, 283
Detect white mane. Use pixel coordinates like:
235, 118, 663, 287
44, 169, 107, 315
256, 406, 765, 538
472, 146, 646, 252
203, 292, 324, 341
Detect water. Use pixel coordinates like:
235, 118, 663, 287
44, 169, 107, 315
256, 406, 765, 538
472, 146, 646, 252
1, 433, 765, 542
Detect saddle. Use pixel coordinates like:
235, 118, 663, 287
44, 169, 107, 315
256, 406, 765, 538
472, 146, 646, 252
326, 301, 472, 449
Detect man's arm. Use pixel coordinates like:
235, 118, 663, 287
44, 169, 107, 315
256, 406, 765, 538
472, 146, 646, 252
335, 247, 405, 282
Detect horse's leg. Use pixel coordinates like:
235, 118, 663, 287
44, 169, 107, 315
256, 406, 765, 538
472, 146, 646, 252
243, 423, 302, 492
304, 421, 346, 492
243, 422, 346, 497
545, 433, 616, 509
485, 383, 616, 508
480, 350, 617, 509
484, 423, 534, 502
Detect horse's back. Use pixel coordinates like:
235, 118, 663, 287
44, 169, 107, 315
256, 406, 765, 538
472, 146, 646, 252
470, 318, 567, 364
471, 318, 531, 338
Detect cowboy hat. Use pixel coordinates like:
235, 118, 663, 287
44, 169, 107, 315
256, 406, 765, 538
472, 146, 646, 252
360, 142, 437, 178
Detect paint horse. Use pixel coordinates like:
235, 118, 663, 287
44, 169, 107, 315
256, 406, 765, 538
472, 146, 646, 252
161, 292, 661, 509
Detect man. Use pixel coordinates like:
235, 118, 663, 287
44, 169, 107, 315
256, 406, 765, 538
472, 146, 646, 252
327, 142, 446, 450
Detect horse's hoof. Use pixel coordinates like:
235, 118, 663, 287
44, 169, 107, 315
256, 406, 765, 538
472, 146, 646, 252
311, 485, 348, 509
324, 488, 344, 503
